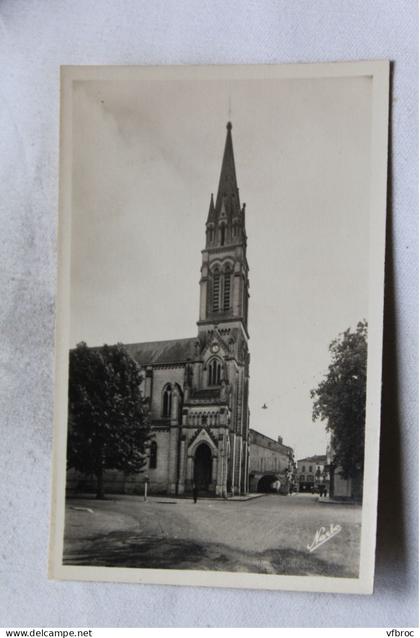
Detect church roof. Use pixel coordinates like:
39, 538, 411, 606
124, 337, 196, 366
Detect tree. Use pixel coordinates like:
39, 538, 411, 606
67, 342, 151, 498
310, 320, 368, 480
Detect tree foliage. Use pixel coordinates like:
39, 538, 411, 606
311, 321, 368, 479
67, 342, 151, 498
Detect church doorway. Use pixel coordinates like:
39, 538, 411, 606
194, 443, 213, 492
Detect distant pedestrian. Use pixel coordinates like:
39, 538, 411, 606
273, 480, 281, 494
192, 482, 198, 503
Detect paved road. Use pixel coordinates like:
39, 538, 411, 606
64, 493, 361, 577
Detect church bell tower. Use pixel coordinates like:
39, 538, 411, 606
183, 121, 251, 497
198, 122, 250, 340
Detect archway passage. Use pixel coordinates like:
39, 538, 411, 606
257, 474, 278, 493
194, 443, 213, 492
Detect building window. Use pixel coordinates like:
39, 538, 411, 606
302, 465, 306, 473
212, 268, 220, 311
299, 474, 305, 481
220, 225, 226, 246
307, 474, 314, 482
309, 465, 313, 473
208, 358, 222, 386
162, 384, 172, 417
149, 441, 158, 469
223, 265, 231, 310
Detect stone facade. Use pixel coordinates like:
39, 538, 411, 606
296, 455, 328, 492
248, 430, 293, 492
68, 122, 250, 497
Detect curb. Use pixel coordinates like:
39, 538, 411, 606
227, 493, 266, 502
317, 497, 359, 505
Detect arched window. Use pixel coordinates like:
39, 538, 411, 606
149, 441, 158, 469
220, 225, 226, 246
162, 384, 172, 418
208, 358, 222, 386
223, 265, 231, 310
212, 268, 220, 312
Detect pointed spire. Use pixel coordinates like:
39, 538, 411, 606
220, 195, 227, 216
215, 122, 241, 215
241, 202, 247, 242
206, 193, 215, 224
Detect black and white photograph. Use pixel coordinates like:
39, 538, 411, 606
49, 62, 389, 594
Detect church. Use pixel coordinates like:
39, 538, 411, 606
67, 121, 296, 498
123, 121, 251, 497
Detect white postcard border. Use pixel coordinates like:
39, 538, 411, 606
49, 61, 390, 595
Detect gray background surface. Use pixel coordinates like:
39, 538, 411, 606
0, 0, 418, 628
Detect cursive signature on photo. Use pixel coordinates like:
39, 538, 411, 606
307, 524, 342, 553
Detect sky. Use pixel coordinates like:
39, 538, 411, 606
70, 72, 372, 460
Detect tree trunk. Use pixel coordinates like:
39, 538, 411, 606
96, 465, 105, 499
351, 469, 363, 501
329, 464, 335, 498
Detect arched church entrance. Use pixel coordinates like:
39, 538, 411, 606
194, 443, 213, 492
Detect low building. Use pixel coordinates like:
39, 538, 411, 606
248, 430, 294, 493
326, 442, 363, 501
296, 455, 328, 493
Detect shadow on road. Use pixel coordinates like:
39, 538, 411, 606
64, 530, 358, 578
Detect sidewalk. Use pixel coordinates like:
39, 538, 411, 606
317, 496, 360, 505
227, 493, 265, 501
146, 493, 266, 504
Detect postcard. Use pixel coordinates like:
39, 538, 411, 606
49, 62, 389, 594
